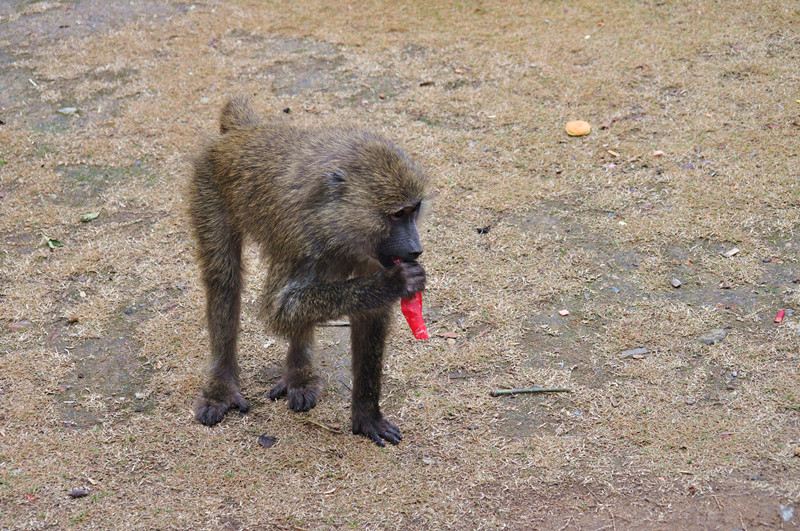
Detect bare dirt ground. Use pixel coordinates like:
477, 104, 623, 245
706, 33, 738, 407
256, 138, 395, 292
1, 1, 799, 529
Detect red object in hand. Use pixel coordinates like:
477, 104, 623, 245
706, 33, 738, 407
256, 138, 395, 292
394, 258, 429, 340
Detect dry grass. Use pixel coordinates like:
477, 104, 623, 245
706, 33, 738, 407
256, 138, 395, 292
1, 0, 799, 528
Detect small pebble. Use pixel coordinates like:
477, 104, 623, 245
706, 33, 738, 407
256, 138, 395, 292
621, 347, 649, 359
57, 107, 78, 116
722, 247, 740, 258
558, 309, 570, 316
671, 278, 682, 288
781, 505, 794, 522
446, 338, 456, 346
68, 488, 89, 498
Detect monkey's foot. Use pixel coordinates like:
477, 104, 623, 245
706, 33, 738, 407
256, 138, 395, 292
352, 415, 402, 447
268, 377, 321, 412
194, 391, 249, 426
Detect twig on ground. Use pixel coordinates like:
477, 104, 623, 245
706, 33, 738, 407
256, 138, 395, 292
300, 418, 342, 434
489, 387, 571, 397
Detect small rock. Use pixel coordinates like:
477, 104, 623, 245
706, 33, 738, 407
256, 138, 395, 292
698, 328, 727, 345
446, 338, 456, 346
68, 488, 89, 498
558, 309, 570, 316
652, 150, 665, 157
57, 107, 78, 116
722, 247, 740, 258
671, 278, 682, 288
793, 446, 800, 457
67, 315, 79, 324
781, 505, 794, 522
621, 347, 649, 359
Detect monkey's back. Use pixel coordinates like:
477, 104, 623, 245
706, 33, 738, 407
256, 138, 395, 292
192, 122, 383, 269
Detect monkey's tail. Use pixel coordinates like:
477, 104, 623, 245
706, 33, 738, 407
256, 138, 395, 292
219, 95, 260, 134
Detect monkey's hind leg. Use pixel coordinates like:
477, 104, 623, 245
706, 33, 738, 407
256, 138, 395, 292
191, 175, 249, 425
350, 309, 402, 446
268, 330, 322, 412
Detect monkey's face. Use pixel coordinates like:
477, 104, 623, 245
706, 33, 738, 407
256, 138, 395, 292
377, 202, 423, 268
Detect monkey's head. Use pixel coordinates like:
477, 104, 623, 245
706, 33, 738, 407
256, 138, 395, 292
320, 133, 431, 268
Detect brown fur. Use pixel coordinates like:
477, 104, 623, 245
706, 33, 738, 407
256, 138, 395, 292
190, 96, 430, 445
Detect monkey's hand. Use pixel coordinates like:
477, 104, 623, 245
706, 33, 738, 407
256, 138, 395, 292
384, 261, 426, 299
352, 414, 402, 447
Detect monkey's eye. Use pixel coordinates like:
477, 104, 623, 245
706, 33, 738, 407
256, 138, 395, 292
390, 210, 405, 221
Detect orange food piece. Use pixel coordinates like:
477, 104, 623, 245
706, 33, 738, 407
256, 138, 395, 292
565, 120, 591, 136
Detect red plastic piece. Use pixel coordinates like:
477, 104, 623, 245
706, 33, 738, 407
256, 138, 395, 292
394, 257, 429, 340
775, 310, 785, 323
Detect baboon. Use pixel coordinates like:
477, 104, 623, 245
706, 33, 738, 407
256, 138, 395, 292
189, 96, 430, 446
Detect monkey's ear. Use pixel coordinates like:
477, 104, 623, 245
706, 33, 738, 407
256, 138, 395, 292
324, 170, 346, 187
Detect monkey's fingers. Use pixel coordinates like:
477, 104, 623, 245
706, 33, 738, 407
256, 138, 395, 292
368, 432, 387, 447
268, 379, 288, 400
194, 390, 250, 425
354, 417, 402, 446
400, 263, 426, 297
287, 387, 319, 412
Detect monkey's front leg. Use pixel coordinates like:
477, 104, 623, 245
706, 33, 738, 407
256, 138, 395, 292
349, 308, 402, 446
